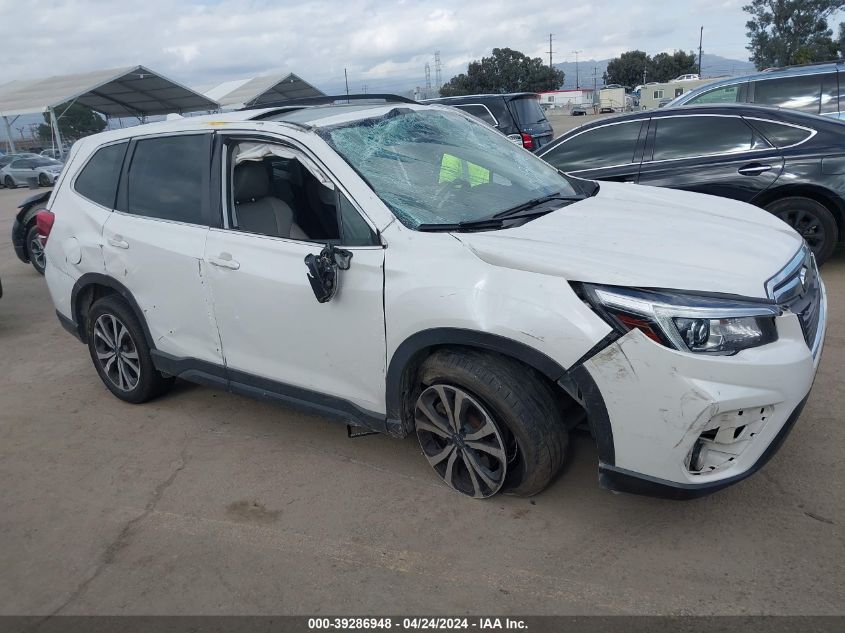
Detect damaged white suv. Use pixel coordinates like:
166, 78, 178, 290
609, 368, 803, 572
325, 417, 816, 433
40, 97, 826, 499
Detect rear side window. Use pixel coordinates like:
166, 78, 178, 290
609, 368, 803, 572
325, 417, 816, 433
747, 119, 813, 147
687, 85, 742, 104
651, 116, 766, 161
543, 121, 644, 172
126, 135, 206, 224
74, 142, 128, 208
752, 74, 825, 114
454, 104, 498, 127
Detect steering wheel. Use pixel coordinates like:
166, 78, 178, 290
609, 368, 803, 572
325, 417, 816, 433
432, 178, 472, 211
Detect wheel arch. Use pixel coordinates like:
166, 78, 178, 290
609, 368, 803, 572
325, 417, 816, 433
753, 183, 845, 241
70, 273, 154, 348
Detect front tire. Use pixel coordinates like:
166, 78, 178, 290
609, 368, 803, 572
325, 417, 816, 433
38, 173, 50, 187
25, 224, 46, 275
86, 296, 174, 403
4, 176, 14, 188
414, 350, 568, 498
765, 197, 838, 265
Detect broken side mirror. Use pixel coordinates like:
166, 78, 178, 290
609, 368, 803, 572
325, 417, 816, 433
304, 243, 353, 303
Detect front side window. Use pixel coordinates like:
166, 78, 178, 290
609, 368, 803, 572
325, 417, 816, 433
318, 109, 578, 229
651, 116, 768, 161
543, 121, 644, 172
126, 135, 207, 224
227, 142, 376, 245
687, 85, 741, 105
752, 74, 824, 114
74, 142, 128, 208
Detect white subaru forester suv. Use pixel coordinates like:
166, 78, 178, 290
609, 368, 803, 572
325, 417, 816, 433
39, 98, 826, 499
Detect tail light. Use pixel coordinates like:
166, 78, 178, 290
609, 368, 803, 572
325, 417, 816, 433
35, 209, 55, 245
520, 133, 534, 150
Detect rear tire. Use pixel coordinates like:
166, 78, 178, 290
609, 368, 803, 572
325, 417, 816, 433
414, 349, 568, 498
25, 224, 46, 275
86, 296, 174, 404
765, 196, 838, 265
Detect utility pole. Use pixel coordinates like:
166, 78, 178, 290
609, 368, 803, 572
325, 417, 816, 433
548, 34, 554, 68
424, 62, 431, 98
698, 26, 704, 76
642, 67, 647, 85
571, 50, 582, 89
344, 68, 349, 97
434, 51, 442, 89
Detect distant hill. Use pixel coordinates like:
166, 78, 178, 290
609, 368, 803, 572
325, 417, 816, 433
553, 53, 756, 89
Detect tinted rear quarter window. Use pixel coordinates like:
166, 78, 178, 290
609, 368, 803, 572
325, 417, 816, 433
747, 119, 813, 147
543, 120, 644, 172
652, 116, 763, 161
74, 142, 128, 208
126, 135, 206, 224
752, 74, 825, 114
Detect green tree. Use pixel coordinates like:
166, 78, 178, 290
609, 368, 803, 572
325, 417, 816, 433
38, 102, 106, 143
605, 50, 650, 87
744, 0, 844, 69
439, 48, 564, 96
650, 50, 698, 82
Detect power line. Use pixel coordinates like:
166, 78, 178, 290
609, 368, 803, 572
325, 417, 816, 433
571, 50, 582, 88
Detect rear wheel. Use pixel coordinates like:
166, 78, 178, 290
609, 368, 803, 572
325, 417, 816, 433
25, 224, 46, 275
765, 196, 838, 265
86, 296, 174, 403
414, 350, 568, 498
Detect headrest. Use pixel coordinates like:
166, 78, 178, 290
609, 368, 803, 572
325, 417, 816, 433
233, 162, 269, 203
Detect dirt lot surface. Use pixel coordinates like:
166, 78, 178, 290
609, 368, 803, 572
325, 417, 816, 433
1, 184, 843, 615
547, 111, 620, 138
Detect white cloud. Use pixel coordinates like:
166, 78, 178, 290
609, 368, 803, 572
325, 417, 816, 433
0, 0, 752, 94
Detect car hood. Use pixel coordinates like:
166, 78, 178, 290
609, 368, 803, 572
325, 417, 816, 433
454, 182, 803, 299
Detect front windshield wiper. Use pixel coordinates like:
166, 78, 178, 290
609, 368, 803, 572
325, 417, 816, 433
491, 193, 586, 220
417, 217, 506, 232
416, 195, 585, 233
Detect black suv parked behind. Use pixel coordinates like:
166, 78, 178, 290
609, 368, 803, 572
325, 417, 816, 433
423, 93, 554, 151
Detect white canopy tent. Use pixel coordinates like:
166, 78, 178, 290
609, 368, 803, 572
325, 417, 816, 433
0, 65, 219, 157
198, 73, 324, 110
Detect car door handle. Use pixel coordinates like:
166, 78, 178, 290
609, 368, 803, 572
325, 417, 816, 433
209, 253, 240, 270
738, 163, 772, 175
107, 235, 129, 249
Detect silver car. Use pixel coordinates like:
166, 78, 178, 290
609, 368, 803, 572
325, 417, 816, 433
1, 156, 64, 188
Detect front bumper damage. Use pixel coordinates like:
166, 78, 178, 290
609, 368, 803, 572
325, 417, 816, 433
570, 285, 826, 499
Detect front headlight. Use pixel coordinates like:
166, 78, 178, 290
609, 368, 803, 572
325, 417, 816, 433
582, 284, 779, 355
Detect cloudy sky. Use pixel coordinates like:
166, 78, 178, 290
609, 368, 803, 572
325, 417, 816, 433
1, 0, 755, 94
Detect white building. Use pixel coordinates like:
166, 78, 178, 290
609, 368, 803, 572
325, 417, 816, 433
538, 89, 594, 108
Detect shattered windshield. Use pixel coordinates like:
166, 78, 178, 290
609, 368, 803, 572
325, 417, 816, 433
318, 108, 577, 229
